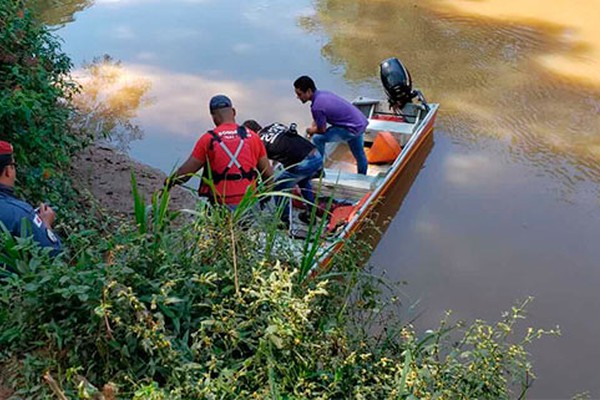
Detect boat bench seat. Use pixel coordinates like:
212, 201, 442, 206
312, 169, 380, 201
366, 119, 415, 135
364, 120, 414, 147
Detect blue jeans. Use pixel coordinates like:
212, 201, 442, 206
312, 126, 368, 175
275, 151, 323, 220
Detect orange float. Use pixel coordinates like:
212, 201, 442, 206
367, 131, 402, 164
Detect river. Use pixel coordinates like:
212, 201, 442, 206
30, 0, 600, 397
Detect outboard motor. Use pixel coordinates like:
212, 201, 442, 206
380, 57, 425, 110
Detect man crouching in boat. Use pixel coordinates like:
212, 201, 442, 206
166, 95, 273, 209
243, 120, 323, 226
293, 75, 368, 175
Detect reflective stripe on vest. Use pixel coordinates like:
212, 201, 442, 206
217, 137, 244, 169
199, 126, 258, 202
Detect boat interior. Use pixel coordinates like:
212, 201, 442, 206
311, 98, 431, 204
280, 97, 434, 238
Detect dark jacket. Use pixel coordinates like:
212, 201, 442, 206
258, 123, 315, 167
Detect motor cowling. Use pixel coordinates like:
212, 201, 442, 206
380, 57, 414, 109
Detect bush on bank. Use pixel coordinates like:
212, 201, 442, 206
0, 0, 88, 208
0, 1, 556, 399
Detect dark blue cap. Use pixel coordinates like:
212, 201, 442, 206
209, 95, 233, 111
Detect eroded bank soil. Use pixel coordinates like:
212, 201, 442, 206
70, 144, 197, 215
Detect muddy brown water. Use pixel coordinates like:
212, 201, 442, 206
30, 0, 600, 397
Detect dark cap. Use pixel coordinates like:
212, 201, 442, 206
209, 95, 233, 112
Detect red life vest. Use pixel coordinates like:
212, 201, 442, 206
199, 125, 258, 205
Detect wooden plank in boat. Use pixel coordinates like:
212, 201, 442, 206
326, 158, 391, 177
313, 169, 379, 200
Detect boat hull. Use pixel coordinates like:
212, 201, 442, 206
316, 103, 438, 269
349, 121, 434, 248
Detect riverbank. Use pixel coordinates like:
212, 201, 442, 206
70, 143, 197, 216
0, 1, 557, 397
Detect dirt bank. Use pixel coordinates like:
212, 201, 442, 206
70, 144, 197, 216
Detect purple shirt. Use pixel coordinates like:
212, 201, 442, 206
311, 90, 368, 135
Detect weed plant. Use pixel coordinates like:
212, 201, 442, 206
0, 0, 84, 204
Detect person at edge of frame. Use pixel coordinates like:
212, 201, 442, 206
0, 140, 62, 272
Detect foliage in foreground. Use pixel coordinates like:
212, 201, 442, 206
0, 0, 84, 206
0, 187, 557, 399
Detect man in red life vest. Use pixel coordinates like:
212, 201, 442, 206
168, 95, 273, 207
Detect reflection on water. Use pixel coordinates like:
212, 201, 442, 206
131, 68, 307, 140
305, 1, 600, 397
433, 0, 600, 85
305, 0, 600, 199
26, 0, 94, 27
72, 55, 151, 150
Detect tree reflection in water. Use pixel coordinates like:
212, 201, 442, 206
301, 0, 600, 196
72, 55, 152, 151
25, 0, 94, 27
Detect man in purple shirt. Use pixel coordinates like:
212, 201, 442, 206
293, 76, 368, 175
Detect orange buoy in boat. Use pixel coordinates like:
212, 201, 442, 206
367, 131, 401, 164
326, 205, 354, 232
326, 191, 372, 233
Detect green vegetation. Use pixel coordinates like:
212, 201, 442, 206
0, 0, 84, 206
0, 188, 557, 399
0, 1, 557, 399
